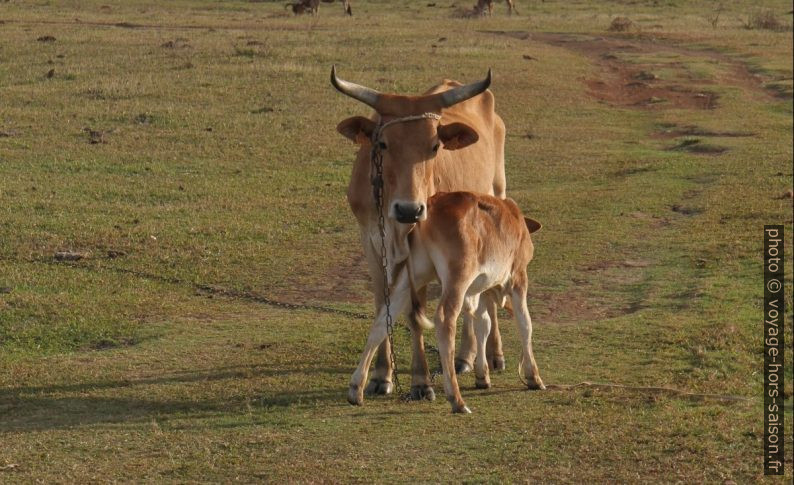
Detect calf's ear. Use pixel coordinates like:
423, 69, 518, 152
337, 116, 376, 144
524, 217, 542, 234
438, 122, 479, 151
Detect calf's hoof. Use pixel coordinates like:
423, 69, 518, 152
491, 356, 506, 372
364, 378, 393, 396
347, 385, 363, 406
454, 359, 472, 375
410, 384, 436, 401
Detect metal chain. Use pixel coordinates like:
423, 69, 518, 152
369, 112, 441, 399
370, 139, 402, 397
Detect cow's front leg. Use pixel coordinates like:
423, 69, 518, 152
407, 286, 435, 401
362, 237, 393, 396
484, 291, 505, 371
348, 313, 389, 405
365, 339, 394, 396
357, 267, 412, 401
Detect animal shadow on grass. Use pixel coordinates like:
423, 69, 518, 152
0, 365, 350, 433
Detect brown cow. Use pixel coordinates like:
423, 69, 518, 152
347, 191, 545, 413
473, 0, 518, 16
285, 0, 318, 16
332, 67, 508, 401
287, 0, 351, 16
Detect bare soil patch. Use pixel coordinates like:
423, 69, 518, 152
481, 31, 781, 108
532, 290, 629, 324
324, 251, 370, 304
531, 33, 719, 110
276, 250, 371, 305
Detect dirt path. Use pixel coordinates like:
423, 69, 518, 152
483, 31, 782, 109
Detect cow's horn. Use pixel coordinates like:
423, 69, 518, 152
437, 69, 492, 108
330, 65, 380, 110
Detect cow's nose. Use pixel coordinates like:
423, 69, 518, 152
394, 202, 424, 223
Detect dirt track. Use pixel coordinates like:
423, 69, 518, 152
483, 30, 782, 110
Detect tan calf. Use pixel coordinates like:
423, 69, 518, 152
347, 191, 544, 413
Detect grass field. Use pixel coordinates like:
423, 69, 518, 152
1, 0, 793, 482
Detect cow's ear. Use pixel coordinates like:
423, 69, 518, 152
524, 217, 542, 234
337, 116, 375, 145
438, 122, 479, 151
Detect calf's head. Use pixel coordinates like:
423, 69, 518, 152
332, 66, 490, 224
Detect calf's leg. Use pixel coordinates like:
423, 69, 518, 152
511, 279, 545, 390
484, 290, 505, 371
436, 287, 469, 413
472, 297, 492, 389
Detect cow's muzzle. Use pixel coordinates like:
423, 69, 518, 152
393, 202, 425, 224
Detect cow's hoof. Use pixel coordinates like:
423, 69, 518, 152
527, 376, 546, 391
454, 359, 472, 375
452, 404, 472, 414
347, 385, 363, 405
409, 385, 436, 401
475, 378, 491, 389
365, 378, 393, 396
491, 356, 506, 372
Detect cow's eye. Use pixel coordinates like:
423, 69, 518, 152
432, 142, 440, 152
378, 141, 388, 150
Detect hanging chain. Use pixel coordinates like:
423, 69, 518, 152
370, 139, 402, 397
369, 112, 441, 399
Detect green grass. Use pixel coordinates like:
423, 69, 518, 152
1, 0, 792, 481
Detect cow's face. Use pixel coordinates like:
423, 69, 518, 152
337, 116, 479, 224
